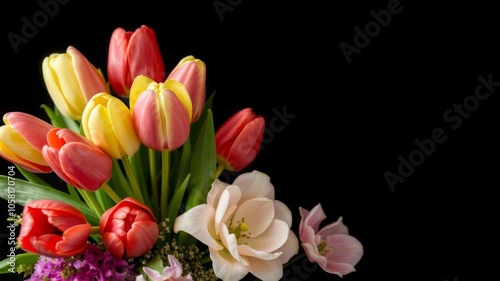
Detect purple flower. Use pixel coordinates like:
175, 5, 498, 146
26, 243, 136, 281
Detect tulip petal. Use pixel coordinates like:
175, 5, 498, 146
128, 26, 165, 85
158, 88, 190, 151
108, 97, 140, 156
108, 27, 132, 94
57, 223, 91, 256
102, 232, 125, 259
126, 221, 158, 257
67, 46, 108, 101
246, 256, 284, 281
243, 219, 289, 253
233, 170, 274, 202
129, 75, 155, 111
4, 112, 54, 151
234, 198, 274, 238
133, 89, 164, 151
59, 142, 112, 191
210, 249, 249, 281
324, 234, 364, 269
173, 205, 223, 251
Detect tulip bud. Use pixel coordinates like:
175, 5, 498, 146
42, 128, 112, 191
18, 199, 91, 258
215, 108, 265, 171
167, 55, 206, 122
130, 75, 192, 151
100, 197, 159, 259
107, 25, 166, 98
81, 92, 140, 159
0, 112, 54, 173
42, 46, 110, 120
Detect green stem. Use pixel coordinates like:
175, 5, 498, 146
101, 182, 122, 204
283, 252, 306, 268
149, 148, 159, 215
112, 158, 134, 198
77, 188, 103, 217
215, 162, 225, 179
121, 157, 145, 204
90, 226, 100, 235
160, 150, 170, 221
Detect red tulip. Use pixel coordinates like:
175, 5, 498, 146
42, 128, 112, 191
0, 112, 54, 173
100, 197, 159, 259
18, 199, 91, 258
107, 25, 165, 97
215, 108, 265, 171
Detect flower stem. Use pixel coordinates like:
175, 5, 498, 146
77, 188, 103, 217
283, 252, 307, 268
160, 150, 170, 221
149, 148, 159, 214
215, 162, 225, 179
90, 226, 100, 235
101, 182, 122, 204
121, 157, 145, 204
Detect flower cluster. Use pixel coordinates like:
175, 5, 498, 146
0, 24, 363, 281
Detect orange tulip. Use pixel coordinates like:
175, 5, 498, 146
42, 128, 112, 191
100, 197, 159, 259
0, 112, 54, 173
18, 199, 91, 258
107, 25, 165, 97
215, 108, 265, 171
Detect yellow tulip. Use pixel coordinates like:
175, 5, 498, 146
42, 46, 110, 120
81, 92, 140, 159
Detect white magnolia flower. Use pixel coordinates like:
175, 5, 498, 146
174, 170, 299, 281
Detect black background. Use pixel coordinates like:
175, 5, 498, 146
1, 1, 499, 281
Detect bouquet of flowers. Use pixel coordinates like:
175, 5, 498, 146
0, 24, 363, 281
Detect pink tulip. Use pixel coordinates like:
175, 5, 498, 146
215, 108, 265, 171
100, 197, 159, 259
131, 77, 191, 151
107, 25, 165, 97
0, 112, 54, 173
42, 128, 112, 191
167, 55, 206, 122
18, 199, 91, 258
299, 203, 364, 277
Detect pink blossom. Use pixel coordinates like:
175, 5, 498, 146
299, 203, 363, 277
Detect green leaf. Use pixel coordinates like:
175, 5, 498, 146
166, 174, 190, 241
15, 165, 50, 187
40, 104, 65, 128
0, 176, 99, 226
0, 252, 40, 274
189, 90, 215, 146
136, 252, 165, 281
186, 109, 216, 210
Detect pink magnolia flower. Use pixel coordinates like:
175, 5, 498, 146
299, 203, 363, 277
136, 255, 193, 281
174, 170, 299, 281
